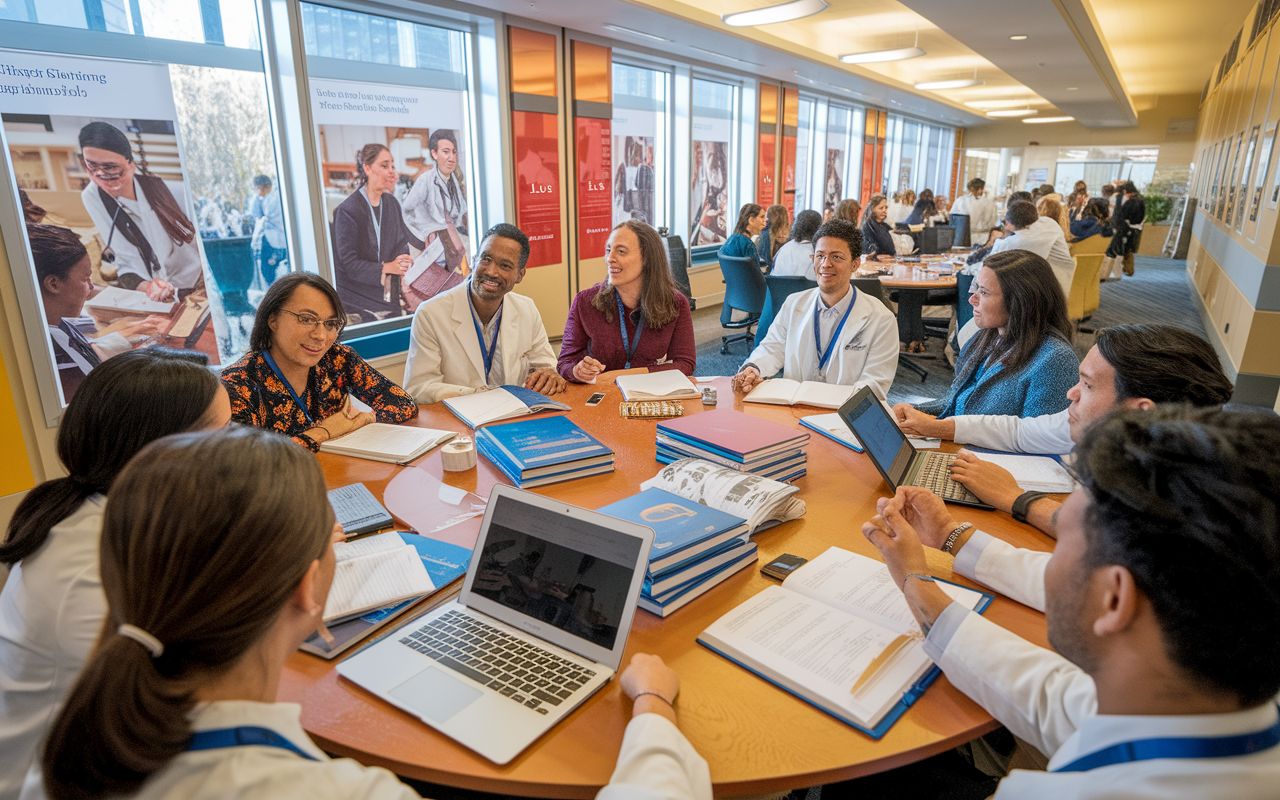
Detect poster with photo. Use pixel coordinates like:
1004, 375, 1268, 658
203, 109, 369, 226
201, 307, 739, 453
690, 115, 731, 246
310, 78, 469, 324
824, 149, 844, 212
611, 108, 656, 227
1, 50, 224, 406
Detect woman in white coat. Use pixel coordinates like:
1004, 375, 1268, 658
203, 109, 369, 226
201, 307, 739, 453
77, 122, 202, 302
0, 348, 229, 800
39, 427, 711, 800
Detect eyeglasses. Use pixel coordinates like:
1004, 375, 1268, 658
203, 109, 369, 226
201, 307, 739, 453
814, 253, 850, 264
79, 155, 128, 180
280, 308, 345, 333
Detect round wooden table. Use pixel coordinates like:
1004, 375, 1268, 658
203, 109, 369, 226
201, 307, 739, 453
280, 378, 1053, 797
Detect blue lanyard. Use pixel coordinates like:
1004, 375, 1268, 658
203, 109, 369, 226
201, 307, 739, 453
187, 726, 319, 761
616, 291, 643, 369
469, 293, 503, 385
1053, 711, 1280, 773
812, 290, 856, 375
261, 350, 312, 425
361, 187, 382, 254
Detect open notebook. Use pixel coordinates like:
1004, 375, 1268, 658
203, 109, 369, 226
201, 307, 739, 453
324, 532, 436, 623
744, 379, 861, 409
319, 424, 455, 465
614, 371, 700, 401
698, 546, 991, 737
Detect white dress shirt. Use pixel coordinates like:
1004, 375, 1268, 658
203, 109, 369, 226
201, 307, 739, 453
81, 179, 203, 289
952, 530, 1049, 612
90, 701, 710, 800
987, 216, 1076, 296
0, 498, 107, 800
744, 286, 899, 399
769, 240, 815, 280
952, 409, 1075, 456
950, 193, 998, 241
403, 280, 557, 403
923, 608, 1280, 798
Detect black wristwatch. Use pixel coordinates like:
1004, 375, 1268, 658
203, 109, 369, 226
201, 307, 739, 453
1012, 491, 1049, 523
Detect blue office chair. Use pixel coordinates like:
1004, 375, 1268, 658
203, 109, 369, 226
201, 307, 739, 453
758, 276, 817, 343
717, 252, 767, 354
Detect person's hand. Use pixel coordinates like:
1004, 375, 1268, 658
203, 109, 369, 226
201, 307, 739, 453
730, 366, 764, 393
572, 356, 605, 383
139, 278, 175, 302
948, 449, 1022, 513
317, 400, 375, 440
862, 503, 930, 591
382, 255, 412, 277
99, 314, 168, 339
892, 404, 952, 439
619, 653, 680, 722
339, 395, 361, 420
879, 486, 961, 550
525, 368, 566, 395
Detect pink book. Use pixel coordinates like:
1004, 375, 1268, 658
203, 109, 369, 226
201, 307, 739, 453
657, 409, 809, 462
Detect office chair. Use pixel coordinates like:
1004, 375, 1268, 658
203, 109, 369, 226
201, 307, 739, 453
950, 213, 971, 247
759, 275, 817, 343
661, 231, 695, 310
717, 253, 767, 354
852, 278, 928, 381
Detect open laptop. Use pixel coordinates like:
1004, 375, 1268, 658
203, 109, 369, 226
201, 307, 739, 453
338, 484, 655, 764
836, 386, 992, 509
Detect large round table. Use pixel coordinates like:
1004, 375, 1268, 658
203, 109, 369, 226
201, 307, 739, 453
279, 377, 1053, 797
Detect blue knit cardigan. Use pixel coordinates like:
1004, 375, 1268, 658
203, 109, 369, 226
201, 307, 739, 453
916, 333, 1079, 420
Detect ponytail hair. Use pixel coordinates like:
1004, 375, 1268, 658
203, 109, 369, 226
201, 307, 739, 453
0, 348, 219, 566
353, 143, 390, 189
42, 426, 333, 799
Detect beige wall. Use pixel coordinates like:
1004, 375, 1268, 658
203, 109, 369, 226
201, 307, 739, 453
964, 94, 1202, 150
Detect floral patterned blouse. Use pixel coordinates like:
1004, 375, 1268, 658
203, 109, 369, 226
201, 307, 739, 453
221, 343, 418, 451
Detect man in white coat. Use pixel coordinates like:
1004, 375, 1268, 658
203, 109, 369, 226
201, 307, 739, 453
863, 405, 1280, 798
403, 223, 565, 403
986, 200, 1076, 296
730, 218, 899, 400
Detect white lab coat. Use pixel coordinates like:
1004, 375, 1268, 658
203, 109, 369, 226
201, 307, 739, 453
402, 168, 467, 242
50, 700, 709, 800
0, 498, 107, 800
987, 217, 1076, 296
952, 529, 1050, 612
744, 287, 899, 400
952, 409, 1075, 456
950, 193, 999, 242
403, 281, 557, 403
81, 179, 203, 289
926, 609, 1280, 798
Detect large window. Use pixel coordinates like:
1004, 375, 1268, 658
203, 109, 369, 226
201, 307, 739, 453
793, 96, 815, 216
822, 104, 864, 210
612, 62, 670, 232
689, 77, 738, 248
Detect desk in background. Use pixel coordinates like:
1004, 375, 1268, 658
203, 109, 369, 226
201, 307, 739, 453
282, 378, 1053, 797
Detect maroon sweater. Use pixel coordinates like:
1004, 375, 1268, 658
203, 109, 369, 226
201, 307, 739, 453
557, 283, 696, 382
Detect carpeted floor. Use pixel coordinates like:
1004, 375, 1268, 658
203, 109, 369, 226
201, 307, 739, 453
691, 255, 1205, 406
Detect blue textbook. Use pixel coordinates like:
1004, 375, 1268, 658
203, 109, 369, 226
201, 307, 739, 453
637, 541, 759, 618
697, 546, 993, 738
477, 416, 614, 487
597, 487, 749, 576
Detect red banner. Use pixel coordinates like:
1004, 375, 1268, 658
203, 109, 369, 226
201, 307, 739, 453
512, 110, 562, 269
781, 133, 797, 216
575, 117, 612, 258
757, 132, 775, 206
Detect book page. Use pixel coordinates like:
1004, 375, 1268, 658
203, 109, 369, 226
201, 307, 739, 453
700, 585, 929, 724
85, 286, 176, 315
445, 389, 528, 427
743, 379, 803, 406
323, 546, 435, 622
641, 458, 805, 533
324, 424, 453, 459
800, 413, 862, 449
973, 454, 1074, 493
332, 531, 403, 563
796, 382, 857, 409
615, 371, 700, 400
784, 547, 986, 636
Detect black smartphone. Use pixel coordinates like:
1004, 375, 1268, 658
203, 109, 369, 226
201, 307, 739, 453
761, 554, 808, 580
585, 392, 606, 406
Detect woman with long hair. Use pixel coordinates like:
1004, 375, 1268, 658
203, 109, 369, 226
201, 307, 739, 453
331, 143, 425, 321
887, 189, 916, 224
0, 348, 229, 799
1036, 195, 1071, 239
834, 198, 861, 225
221, 271, 416, 451
719, 202, 767, 270
905, 189, 937, 226
1069, 197, 1114, 242
756, 204, 790, 272
860, 194, 895, 261
77, 121, 200, 302
41, 427, 710, 799
905, 250, 1078, 420
1066, 180, 1090, 221
769, 210, 822, 280
559, 220, 696, 382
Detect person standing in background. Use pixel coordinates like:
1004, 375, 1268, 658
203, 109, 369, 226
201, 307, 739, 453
614, 139, 655, 226
245, 175, 287, 289
1104, 181, 1145, 280
950, 179, 999, 245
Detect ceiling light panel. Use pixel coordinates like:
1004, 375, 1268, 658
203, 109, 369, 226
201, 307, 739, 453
601, 24, 672, 43
1023, 116, 1074, 124
838, 46, 927, 64
987, 109, 1035, 117
915, 78, 985, 90
722, 0, 828, 27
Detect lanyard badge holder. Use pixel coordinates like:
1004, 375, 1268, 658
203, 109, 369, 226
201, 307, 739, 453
812, 293, 856, 380
616, 292, 643, 370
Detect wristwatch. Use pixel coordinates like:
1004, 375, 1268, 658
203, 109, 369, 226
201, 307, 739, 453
1012, 491, 1050, 524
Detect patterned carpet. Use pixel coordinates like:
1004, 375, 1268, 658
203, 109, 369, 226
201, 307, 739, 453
692, 255, 1205, 406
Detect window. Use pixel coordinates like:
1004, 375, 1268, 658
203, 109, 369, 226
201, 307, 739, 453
793, 96, 815, 216
689, 77, 737, 248
611, 62, 669, 232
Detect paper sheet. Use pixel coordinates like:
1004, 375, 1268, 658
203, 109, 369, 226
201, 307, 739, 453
324, 545, 435, 621
973, 453, 1074, 493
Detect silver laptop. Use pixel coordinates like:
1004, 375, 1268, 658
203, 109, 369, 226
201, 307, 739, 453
338, 484, 655, 764
836, 386, 992, 509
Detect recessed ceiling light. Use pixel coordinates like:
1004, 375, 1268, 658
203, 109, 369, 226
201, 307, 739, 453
839, 45, 927, 64
915, 78, 985, 90
722, 0, 828, 27
1023, 116, 1074, 123
1066, 87, 1078, 91
601, 24, 672, 42
688, 45, 761, 66
1009, 35, 1028, 40
987, 109, 1036, 117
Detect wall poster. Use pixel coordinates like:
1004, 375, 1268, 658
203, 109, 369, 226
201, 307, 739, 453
689, 113, 731, 246
575, 116, 612, 259
757, 132, 775, 207
823, 149, 845, 213
1235, 125, 1259, 232
310, 78, 469, 325
512, 110, 561, 269
780, 130, 797, 217
611, 108, 656, 228
2, 50, 223, 406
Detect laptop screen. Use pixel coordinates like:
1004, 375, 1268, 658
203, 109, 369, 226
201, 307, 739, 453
471, 494, 642, 652
839, 389, 913, 485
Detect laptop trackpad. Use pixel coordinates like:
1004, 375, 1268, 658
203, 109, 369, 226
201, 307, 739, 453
389, 667, 483, 722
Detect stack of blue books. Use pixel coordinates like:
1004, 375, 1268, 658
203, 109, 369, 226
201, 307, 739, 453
476, 416, 615, 488
598, 487, 759, 617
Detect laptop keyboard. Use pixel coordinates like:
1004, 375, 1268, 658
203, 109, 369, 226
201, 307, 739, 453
915, 452, 983, 503
398, 609, 596, 715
